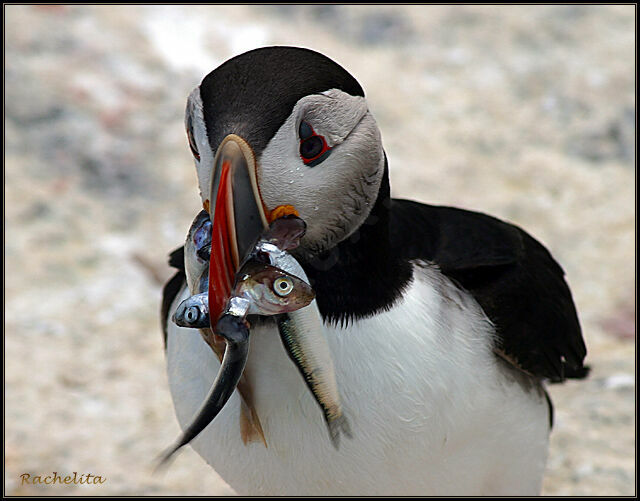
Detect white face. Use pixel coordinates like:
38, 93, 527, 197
258, 89, 385, 255
185, 88, 385, 256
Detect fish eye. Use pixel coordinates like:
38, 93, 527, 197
273, 277, 294, 297
185, 306, 200, 324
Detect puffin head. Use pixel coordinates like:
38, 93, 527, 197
184, 46, 386, 320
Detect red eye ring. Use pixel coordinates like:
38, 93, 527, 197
299, 121, 332, 166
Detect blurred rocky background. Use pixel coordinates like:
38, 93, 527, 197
4, 4, 635, 495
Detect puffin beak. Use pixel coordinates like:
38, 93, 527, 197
207, 134, 269, 327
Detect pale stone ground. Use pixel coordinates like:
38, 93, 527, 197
4, 5, 635, 496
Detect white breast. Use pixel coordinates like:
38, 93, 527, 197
165, 263, 550, 495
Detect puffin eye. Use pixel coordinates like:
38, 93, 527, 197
300, 136, 324, 159
298, 121, 331, 167
186, 117, 200, 161
273, 277, 294, 297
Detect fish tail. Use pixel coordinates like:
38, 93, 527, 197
326, 412, 353, 450
339, 413, 353, 439
239, 399, 268, 448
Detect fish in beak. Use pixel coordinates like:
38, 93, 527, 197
159, 136, 349, 467
172, 262, 315, 328
157, 135, 267, 468
252, 218, 352, 448
182, 208, 267, 449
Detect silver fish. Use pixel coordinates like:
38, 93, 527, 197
172, 292, 209, 329
254, 216, 352, 448
162, 258, 316, 465
184, 210, 211, 297
231, 260, 315, 316
173, 262, 315, 327
160, 215, 349, 468
161, 211, 266, 467
160, 216, 317, 466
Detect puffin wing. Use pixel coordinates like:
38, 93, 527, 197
390, 199, 588, 382
161, 246, 186, 348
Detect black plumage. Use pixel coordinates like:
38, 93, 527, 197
199, 46, 363, 157
161, 247, 185, 348
389, 199, 588, 382
291, 159, 587, 382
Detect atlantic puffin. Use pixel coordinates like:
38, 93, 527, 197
161, 46, 588, 495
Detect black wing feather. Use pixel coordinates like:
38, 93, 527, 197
161, 246, 186, 349
390, 199, 588, 382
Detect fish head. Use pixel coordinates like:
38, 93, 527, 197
172, 295, 209, 328
184, 210, 213, 294
235, 261, 315, 315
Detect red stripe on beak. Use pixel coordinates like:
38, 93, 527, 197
208, 160, 236, 325
206, 135, 269, 327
